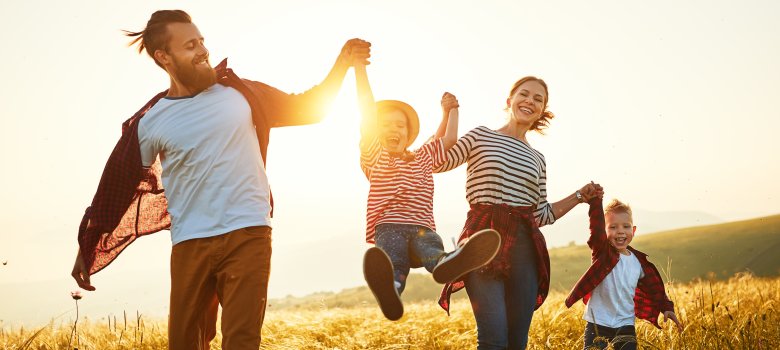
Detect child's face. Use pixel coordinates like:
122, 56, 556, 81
605, 211, 636, 253
379, 110, 409, 154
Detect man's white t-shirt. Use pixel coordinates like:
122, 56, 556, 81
584, 251, 645, 328
138, 84, 271, 245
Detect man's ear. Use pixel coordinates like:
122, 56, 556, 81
632, 226, 637, 234
153, 49, 170, 68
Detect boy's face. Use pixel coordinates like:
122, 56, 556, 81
605, 211, 636, 253
379, 110, 409, 154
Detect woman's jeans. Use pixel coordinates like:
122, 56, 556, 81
583, 322, 637, 350
464, 222, 538, 350
374, 223, 445, 293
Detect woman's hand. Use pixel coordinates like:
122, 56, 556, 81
441, 92, 459, 113
579, 182, 604, 202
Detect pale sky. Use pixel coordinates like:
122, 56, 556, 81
1, 0, 778, 325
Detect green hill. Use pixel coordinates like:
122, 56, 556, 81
269, 214, 780, 311
549, 213, 780, 291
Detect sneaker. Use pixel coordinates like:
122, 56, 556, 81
432, 229, 501, 284
363, 247, 404, 321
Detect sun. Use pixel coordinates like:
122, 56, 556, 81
316, 78, 361, 145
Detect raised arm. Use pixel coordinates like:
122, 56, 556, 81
439, 92, 459, 150
548, 182, 604, 222
586, 197, 608, 259
257, 38, 372, 127
354, 63, 378, 143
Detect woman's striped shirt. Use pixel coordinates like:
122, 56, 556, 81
435, 126, 556, 227
360, 138, 447, 243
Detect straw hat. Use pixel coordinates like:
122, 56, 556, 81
376, 100, 420, 147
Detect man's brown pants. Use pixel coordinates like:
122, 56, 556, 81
168, 226, 272, 350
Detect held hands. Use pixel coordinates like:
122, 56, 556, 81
441, 92, 459, 113
662, 311, 684, 332
578, 181, 604, 202
340, 38, 371, 66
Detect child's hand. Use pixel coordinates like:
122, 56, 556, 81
340, 38, 372, 66
441, 92, 459, 113
579, 182, 604, 202
662, 311, 684, 332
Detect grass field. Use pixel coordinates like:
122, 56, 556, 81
2, 273, 778, 349
270, 214, 780, 311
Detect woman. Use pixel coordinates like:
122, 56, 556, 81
435, 76, 602, 349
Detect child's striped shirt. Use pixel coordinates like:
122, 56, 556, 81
360, 138, 446, 243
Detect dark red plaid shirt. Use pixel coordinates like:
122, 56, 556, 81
438, 203, 551, 314
78, 59, 332, 274
565, 199, 675, 328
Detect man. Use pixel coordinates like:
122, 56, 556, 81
70, 9, 370, 349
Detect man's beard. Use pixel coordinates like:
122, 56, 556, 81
172, 56, 217, 94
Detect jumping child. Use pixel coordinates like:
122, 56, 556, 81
354, 61, 501, 321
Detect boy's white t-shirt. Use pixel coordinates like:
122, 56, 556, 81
138, 84, 271, 245
584, 250, 645, 328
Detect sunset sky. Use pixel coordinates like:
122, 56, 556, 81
1, 0, 778, 325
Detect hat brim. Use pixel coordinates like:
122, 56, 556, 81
376, 100, 420, 147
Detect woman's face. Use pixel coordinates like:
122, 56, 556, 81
506, 80, 547, 128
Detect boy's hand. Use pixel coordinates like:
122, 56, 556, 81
579, 182, 604, 202
662, 311, 684, 332
340, 38, 371, 66
441, 92, 459, 113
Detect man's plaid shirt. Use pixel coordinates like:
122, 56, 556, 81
77, 59, 331, 275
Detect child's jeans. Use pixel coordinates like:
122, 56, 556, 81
374, 223, 446, 293
583, 322, 637, 350
464, 221, 537, 350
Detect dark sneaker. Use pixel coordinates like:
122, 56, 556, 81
363, 247, 404, 321
432, 229, 501, 284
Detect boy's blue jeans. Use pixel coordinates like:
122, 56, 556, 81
374, 223, 446, 293
464, 222, 538, 350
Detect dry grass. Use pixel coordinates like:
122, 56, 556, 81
2, 273, 778, 349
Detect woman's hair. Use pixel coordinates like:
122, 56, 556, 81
124, 10, 192, 68
604, 198, 633, 221
508, 76, 555, 134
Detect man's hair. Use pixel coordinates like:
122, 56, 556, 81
124, 10, 192, 68
604, 198, 633, 221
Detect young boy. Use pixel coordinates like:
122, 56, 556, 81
354, 61, 500, 321
566, 198, 683, 350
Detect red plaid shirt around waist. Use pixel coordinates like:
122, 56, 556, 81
438, 203, 550, 314
565, 199, 675, 328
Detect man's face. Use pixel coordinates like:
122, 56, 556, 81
605, 211, 636, 253
158, 22, 216, 93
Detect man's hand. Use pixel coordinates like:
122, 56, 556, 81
71, 250, 96, 291
340, 38, 371, 66
662, 311, 684, 332
441, 92, 459, 113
